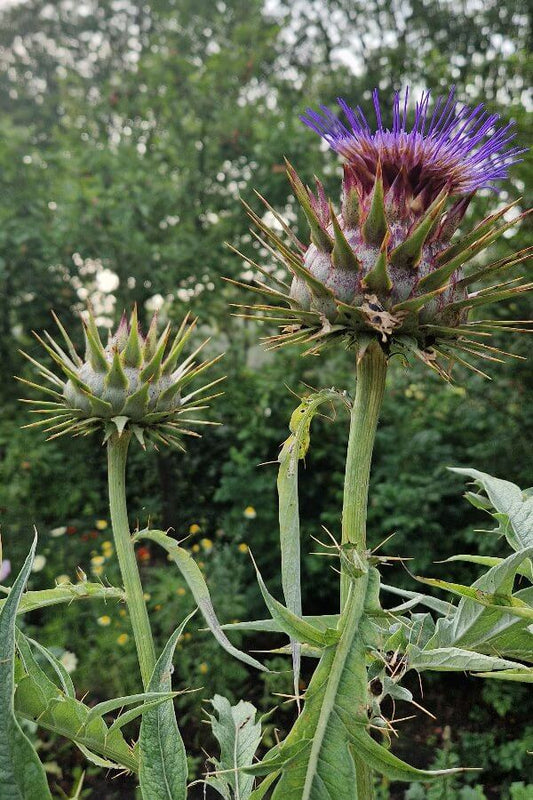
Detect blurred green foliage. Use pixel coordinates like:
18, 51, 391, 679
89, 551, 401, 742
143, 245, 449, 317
0, 0, 531, 796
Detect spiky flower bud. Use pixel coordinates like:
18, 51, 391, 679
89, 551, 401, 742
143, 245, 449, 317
232, 88, 531, 377
19, 307, 224, 448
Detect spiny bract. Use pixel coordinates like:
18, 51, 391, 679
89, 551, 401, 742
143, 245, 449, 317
231, 88, 531, 378
19, 307, 224, 449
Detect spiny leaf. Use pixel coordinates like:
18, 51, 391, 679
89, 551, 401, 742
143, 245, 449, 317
139, 612, 196, 800
134, 530, 266, 672
0, 533, 54, 800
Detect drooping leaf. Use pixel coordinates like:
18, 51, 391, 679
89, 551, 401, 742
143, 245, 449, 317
0, 535, 54, 799
450, 468, 533, 550
139, 611, 196, 800
205, 694, 262, 800
277, 390, 346, 706
134, 529, 266, 672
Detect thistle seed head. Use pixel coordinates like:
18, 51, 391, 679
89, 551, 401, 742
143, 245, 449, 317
18, 307, 224, 448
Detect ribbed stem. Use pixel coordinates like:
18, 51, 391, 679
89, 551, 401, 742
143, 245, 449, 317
107, 432, 156, 688
341, 341, 387, 799
341, 342, 387, 602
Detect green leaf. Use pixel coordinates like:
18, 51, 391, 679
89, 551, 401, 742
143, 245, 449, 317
139, 612, 195, 800
0, 534, 54, 799
252, 556, 339, 648
260, 576, 370, 799
417, 575, 533, 622
426, 548, 533, 652
22, 634, 75, 698
205, 695, 262, 800
450, 467, 533, 550
406, 644, 522, 672
85, 692, 176, 725
0, 582, 125, 615
348, 731, 474, 781
475, 668, 533, 683
443, 555, 533, 582
134, 529, 266, 672
220, 614, 340, 634
14, 633, 137, 772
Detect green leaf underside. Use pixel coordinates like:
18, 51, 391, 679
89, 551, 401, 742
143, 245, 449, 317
406, 644, 523, 672
425, 548, 533, 652
139, 612, 196, 800
0, 535, 54, 799
475, 668, 533, 683
135, 530, 266, 672
450, 467, 533, 550
205, 695, 262, 800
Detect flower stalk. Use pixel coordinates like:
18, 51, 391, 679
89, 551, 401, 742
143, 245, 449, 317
340, 342, 387, 799
341, 341, 387, 607
107, 431, 156, 688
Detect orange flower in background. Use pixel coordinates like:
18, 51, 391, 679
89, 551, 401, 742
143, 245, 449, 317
136, 546, 151, 563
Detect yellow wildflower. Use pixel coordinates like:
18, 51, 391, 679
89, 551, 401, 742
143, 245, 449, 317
55, 574, 70, 585
192, 544, 200, 553
91, 555, 105, 567
117, 633, 129, 646
97, 615, 111, 626
176, 587, 186, 596
243, 506, 257, 520
237, 543, 249, 553
198, 662, 209, 675
189, 523, 201, 535
200, 538, 213, 553
95, 520, 108, 531
92, 565, 104, 577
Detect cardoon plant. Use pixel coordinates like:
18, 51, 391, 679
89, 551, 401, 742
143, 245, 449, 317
225, 87, 532, 798
0, 87, 531, 800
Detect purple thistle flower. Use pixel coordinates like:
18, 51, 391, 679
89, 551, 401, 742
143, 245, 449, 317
301, 88, 523, 207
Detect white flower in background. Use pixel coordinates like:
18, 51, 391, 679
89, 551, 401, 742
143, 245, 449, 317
0, 559, 11, 582
55, 575, 70, 585
50, 526, 67, 537
243, 506, 257, 520
31, 554, 46, 572
60, 651, 78, 673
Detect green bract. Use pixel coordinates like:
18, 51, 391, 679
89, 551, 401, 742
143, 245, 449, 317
19, 307, 223, 448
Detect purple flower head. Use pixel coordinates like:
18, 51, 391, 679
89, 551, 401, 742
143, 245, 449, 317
301, 88, 523, 209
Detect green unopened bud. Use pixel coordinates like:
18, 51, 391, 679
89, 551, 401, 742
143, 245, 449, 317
18, 307, 224, 448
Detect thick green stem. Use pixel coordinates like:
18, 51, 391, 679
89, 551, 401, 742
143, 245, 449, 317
341, 342, 387, 603
107, 432, 156, 689
341, 341, 387, 799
